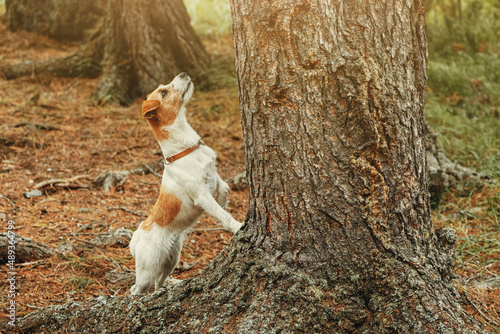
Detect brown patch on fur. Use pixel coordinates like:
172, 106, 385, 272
141, 89, 184, 142
141, 189, 182, 231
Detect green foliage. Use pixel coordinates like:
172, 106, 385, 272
427, 6, 500, 328
183, 1, 236, 91
427, 53, 500, 99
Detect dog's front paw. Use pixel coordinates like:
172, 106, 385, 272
230, 220, 244, 234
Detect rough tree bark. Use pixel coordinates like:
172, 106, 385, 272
2, 0, 209, 103
3, 0, 487, 333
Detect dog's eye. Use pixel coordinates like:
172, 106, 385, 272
161, 90, 168, 98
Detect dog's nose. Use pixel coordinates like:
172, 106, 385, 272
179, 72, 187, 78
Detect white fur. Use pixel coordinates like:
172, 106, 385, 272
129, 73, 243, 295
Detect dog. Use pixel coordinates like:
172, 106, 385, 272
129, 72, 243, 295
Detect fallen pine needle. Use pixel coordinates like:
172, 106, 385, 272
107, 206, 147, 217
463, 288, 500, 328
0, 194, 16, 208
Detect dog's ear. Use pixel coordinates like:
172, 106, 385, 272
142, 100, 161, 119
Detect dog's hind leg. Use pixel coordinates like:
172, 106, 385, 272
154, 271, 170, 291
155, 234, 184, 290
131, 269, 154, 295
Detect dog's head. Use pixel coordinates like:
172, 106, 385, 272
142, 72, 194, 141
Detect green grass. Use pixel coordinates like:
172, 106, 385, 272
427, 53, 500, 100
425, 5, 500, 328
67, 276, 95, 291
434, 183, 500, 275
425, 93, 500, 179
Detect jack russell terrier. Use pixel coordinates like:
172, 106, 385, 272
129, 72, 243, 295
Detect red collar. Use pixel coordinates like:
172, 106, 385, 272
164, 140, 205, 165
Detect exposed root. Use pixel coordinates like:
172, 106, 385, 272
0, 233, 53, 264
0, 52, 101, 80
425, 122, 491, 206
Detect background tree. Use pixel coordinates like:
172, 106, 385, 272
4, 0, 488, 332
3, 0, 209, 103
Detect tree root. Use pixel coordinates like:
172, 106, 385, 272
13, 122, 59, 131
0, 52, 101, 80
425, 122, 491, 206
6, 230, 488, 333
0, 233, 53, 264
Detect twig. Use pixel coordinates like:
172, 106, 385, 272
16, 260, 45, 267
34, 175, 89, 189
69, 231, 98, 247
0, 194, 16, 209
109, 145, 149, 157
144, 164, 162, 178
26, 304, 44, 309
95, 248, 129, 273
110, 288, 122, 297
107, 206, 147, 217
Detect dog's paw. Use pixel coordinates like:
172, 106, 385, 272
130, 284, 140, 295
230, 221, 244, 234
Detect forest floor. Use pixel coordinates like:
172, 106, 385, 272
0, 20, 499, 332
0, 22, 248, 324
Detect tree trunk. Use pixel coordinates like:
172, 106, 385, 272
4, 0, 487, 333
3, 0, 210, 103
